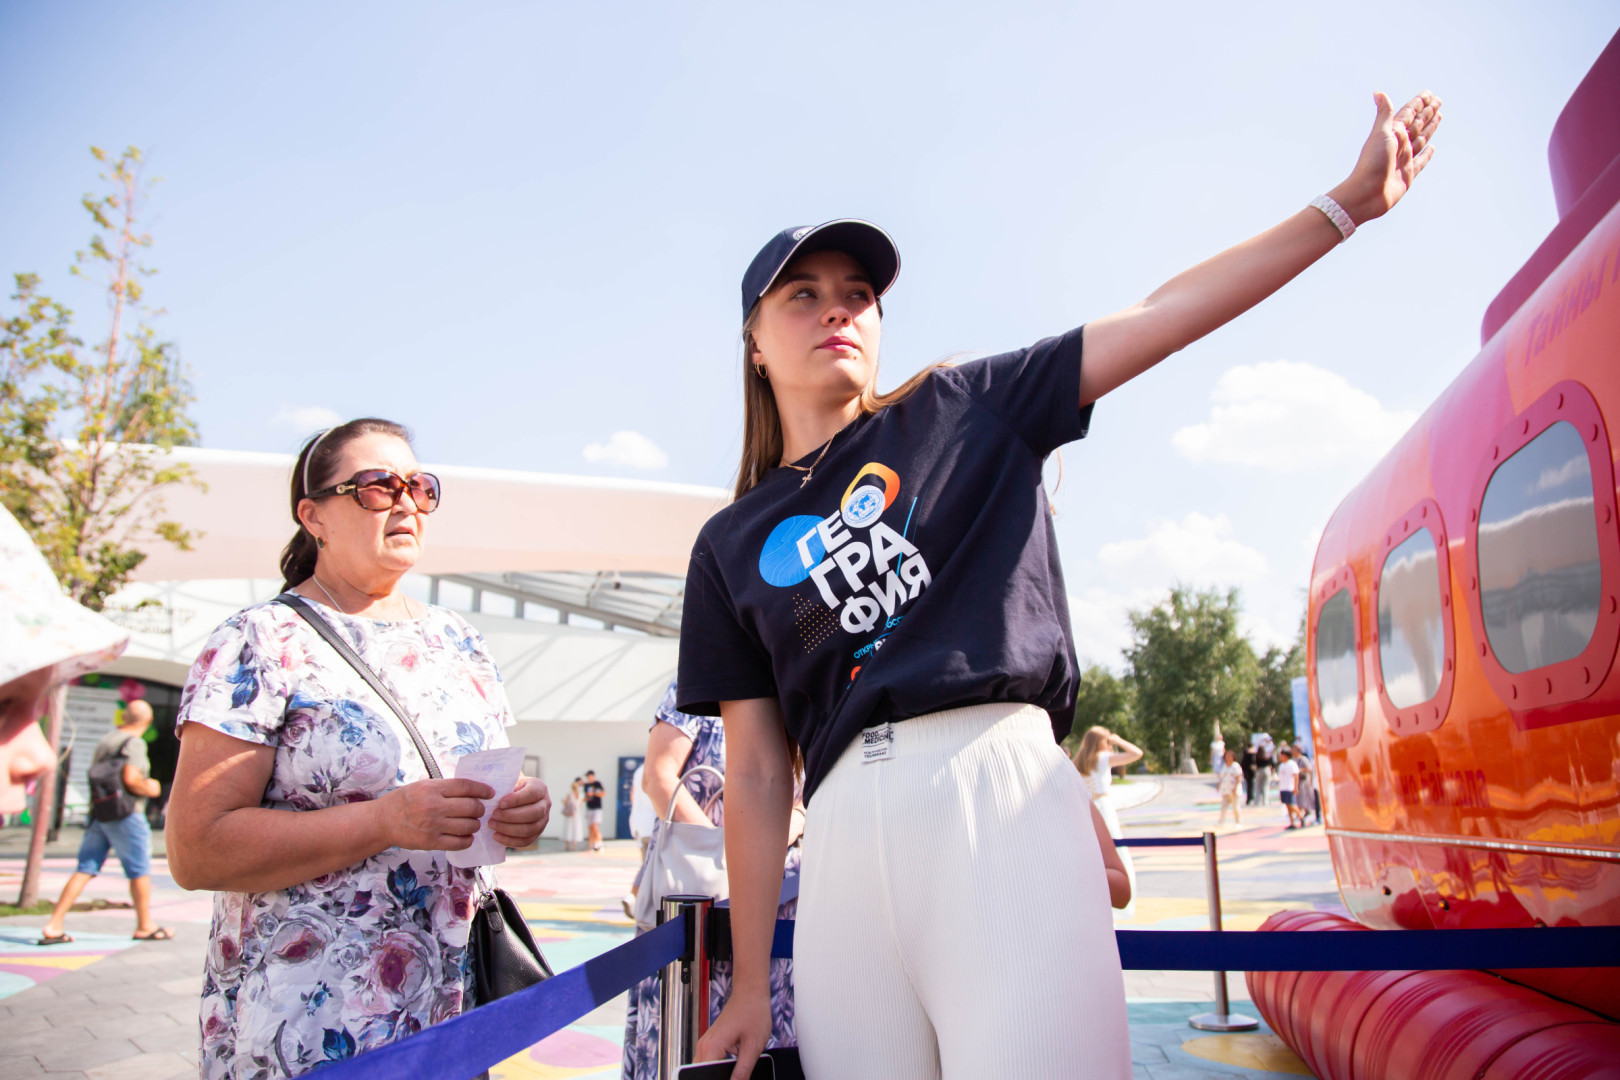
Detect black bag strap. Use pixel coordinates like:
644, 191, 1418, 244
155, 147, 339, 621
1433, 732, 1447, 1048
116, 734, 142, 791
272, 592, 444, 781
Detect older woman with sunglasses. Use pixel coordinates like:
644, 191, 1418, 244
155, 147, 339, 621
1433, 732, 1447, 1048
166, 417, 550, 1080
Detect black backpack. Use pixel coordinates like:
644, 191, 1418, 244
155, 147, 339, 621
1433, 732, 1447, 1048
87, 736, 140, 823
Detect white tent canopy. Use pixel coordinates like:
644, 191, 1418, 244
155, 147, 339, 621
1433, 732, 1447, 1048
132, 447, 729, 582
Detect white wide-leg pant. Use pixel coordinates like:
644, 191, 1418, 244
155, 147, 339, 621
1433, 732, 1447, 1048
794, 703, 1131, 1079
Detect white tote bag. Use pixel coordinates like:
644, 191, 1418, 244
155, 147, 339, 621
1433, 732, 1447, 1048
632, 765, 727, 931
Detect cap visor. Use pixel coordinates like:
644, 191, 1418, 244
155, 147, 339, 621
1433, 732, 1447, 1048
759, 219, 900, 302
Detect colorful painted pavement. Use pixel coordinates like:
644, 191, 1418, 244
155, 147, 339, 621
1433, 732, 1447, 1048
0, 845, 212, 1006
0, 927, 138, 1000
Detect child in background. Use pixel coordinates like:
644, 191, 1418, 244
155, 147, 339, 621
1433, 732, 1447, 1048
1277, 748, 1302, 829
1216, 749, 1243, 826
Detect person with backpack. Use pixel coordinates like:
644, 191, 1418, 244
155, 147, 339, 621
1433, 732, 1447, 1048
37, 698, 172, 944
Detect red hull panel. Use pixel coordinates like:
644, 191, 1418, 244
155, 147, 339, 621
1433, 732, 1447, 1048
1245, 912, 1619, 1080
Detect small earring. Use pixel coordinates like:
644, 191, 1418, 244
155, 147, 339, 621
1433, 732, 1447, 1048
755, 364, 768, 380
316, 537, 326, 550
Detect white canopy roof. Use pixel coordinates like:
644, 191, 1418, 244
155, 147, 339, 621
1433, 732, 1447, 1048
131, 447, 729, 582
100, 447, 725, 721
100, 578, 679, 725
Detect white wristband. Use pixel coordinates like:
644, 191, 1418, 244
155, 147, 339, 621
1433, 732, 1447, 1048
1310, 195, 1357, 241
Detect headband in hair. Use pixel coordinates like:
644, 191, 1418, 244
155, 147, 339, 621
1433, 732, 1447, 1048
302, 426, 338, 496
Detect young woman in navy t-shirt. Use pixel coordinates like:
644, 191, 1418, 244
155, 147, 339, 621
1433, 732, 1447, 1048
682, 91, 1441, 1078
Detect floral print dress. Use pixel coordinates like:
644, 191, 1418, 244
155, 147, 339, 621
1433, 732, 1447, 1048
621, 682, 799, 1080
176, 599, 515, 1080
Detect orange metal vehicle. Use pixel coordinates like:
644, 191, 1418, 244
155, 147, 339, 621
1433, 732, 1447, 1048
1248, 29, 1620, 1078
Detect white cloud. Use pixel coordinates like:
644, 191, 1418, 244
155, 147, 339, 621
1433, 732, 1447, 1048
1097, 511, 1268, 587
1068, 586, 1138, 670
272, 404, 343, 432
1171, 360, 1417, 474
1242, 612, 1290, 653
1069, 512, 1273, 667
582, 430, 669, 470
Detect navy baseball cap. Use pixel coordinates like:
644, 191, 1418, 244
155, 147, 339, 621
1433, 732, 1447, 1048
740, 219, 900, 322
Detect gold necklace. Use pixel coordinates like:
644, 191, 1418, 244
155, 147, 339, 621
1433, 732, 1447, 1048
310, 574, 418, 620
310, 575, 348, 614
780, 430, 839, 489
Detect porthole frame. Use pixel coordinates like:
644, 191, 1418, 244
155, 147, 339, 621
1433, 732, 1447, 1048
1310, 563, 1364, 752
1462, 380, 1620, 716
1373, 498, 1456, 735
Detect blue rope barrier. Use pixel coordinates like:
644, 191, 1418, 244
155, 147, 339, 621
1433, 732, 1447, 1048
308, 889, 1620, 1080
1116, 926, 1620, 971
766, 919, 1620, 969
316, 915, 687, 1080
1115, 837, 1207, 848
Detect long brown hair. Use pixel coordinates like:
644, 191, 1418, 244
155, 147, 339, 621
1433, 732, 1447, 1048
1073, 725, 1112, 778
278, 418, 413, 590
734, 295, 949, 501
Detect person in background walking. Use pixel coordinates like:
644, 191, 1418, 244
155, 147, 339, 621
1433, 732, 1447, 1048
1240, 740, 1257, 807
37, 700, 172, 945
583, 769, 606, 851
1216, 748, 1243, 827
1277, 747, 1302, 828
562, 778, 586, 851
1293, 741, 1320, 825
1255, 737, 1274, 807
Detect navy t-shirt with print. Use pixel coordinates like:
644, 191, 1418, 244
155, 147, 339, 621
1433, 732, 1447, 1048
678, 325, 1093, 800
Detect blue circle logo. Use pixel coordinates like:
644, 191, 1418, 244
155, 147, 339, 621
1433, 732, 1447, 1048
758, 515, 826, 587
841, 485, 885, 529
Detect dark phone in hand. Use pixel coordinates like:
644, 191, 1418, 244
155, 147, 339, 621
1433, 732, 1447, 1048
676, 1057, 775, 1080
763, 1048, 802, 1080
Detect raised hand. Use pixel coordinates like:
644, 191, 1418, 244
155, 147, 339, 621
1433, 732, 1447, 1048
1340, 90, 1442, 223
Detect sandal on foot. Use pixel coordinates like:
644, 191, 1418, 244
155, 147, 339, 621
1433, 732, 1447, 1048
133, 926, 175, 941
36, 932, 73, 946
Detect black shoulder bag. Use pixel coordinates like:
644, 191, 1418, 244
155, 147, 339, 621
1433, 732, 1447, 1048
275, 593, 553, 1004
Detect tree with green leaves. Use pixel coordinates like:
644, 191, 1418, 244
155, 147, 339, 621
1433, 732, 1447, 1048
1124, 585, 1258, 772
1, 146, 200, 611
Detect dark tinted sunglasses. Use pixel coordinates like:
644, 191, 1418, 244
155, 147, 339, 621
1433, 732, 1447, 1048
308, 469, 442, 513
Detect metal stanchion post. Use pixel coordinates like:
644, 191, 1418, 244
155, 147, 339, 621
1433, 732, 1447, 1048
1189, 830, 1258, 1032
657, 895, 714, 1080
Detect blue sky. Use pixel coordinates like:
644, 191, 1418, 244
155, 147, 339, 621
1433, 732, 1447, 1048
3, 2, 1615, 664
